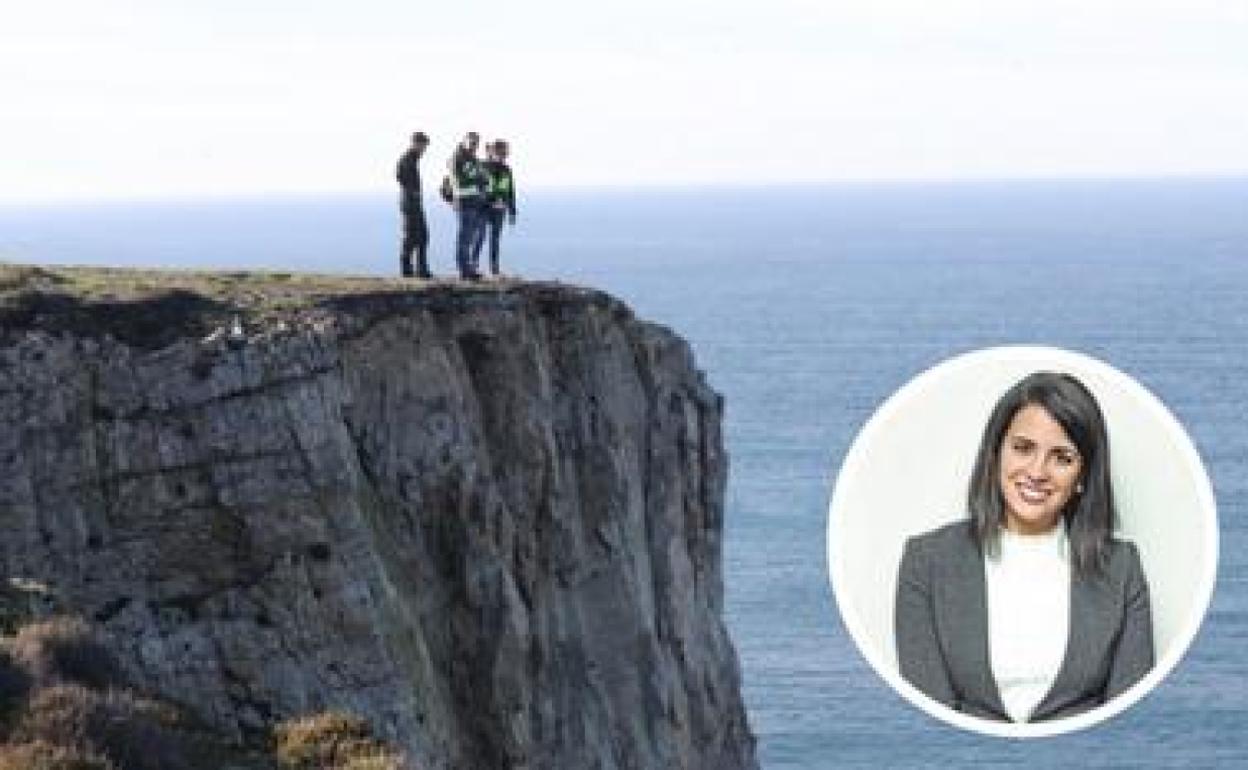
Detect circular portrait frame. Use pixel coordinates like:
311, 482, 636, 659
826, 345, 1218, 738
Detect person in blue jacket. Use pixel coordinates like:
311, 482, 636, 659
448, 131, 488, 280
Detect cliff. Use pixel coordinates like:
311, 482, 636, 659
0, 265, 757, 769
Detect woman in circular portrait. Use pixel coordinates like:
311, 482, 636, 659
894, 370, 1154, 723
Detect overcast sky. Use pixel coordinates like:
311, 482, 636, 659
3, 0, 1247, 201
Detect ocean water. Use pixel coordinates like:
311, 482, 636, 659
3, 179, 1247, 767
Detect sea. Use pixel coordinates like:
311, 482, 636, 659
2, 178, 1246, 768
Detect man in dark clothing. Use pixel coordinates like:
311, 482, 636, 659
396, 131, 431, 278
449, 131, 488, 280
474, 139, 518, 277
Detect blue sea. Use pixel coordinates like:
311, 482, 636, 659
3, 178, 1246, 767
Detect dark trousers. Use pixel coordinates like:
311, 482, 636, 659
473, 208, 506, 274
455, 201, 487, 277
400, 208, 429, 276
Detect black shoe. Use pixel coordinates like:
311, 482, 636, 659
401, 268, 414, 278
461, 271, 482, 281
416, 270, 432, 279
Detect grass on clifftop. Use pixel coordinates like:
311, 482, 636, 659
0, 262, 563, 350
0, 262, 517, 312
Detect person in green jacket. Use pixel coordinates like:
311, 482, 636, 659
474, 139, 517, 277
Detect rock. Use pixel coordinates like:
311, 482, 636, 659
0, 577, 61, 635
0, 268, 756, 770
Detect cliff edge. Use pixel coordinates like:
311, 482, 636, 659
0, 265, 757, 769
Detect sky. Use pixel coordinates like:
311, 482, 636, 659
3, 0, 1247, 202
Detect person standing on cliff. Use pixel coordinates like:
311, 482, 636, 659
449, 131, 488, 280
396, 131, 431, 279
473, 139, 518, 278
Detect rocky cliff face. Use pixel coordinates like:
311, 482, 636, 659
0, 266, 756, 770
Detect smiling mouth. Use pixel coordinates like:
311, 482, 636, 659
1016, 481, 1050, 505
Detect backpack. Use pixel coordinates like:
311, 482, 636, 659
439, 175, 454, 204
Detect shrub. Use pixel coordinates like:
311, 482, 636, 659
274, 711, 405, 769
0, 739, 116, 769
12, 684, 191, 770
338, 757, 406, 770
9, 617, 124, 691
338, 756, 407, 770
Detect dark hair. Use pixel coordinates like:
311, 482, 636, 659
411, 131, 429, 144
967, 371, 1116, 575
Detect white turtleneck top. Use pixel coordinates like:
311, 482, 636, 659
983, 524, 1070, 723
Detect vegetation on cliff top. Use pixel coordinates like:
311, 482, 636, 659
0, 262, 621, 350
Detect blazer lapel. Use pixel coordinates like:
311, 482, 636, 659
948, 537, 1010, 719
1031, 567, 1117, 720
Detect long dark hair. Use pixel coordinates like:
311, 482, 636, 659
967, 371, 1116, 576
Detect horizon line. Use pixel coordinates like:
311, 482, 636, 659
4, 172, 1248, 208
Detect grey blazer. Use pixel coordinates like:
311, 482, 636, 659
895, 520, 1154, 722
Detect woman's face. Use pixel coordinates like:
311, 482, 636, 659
997, 403, 1084, 534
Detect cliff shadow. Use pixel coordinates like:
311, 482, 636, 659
0, 289, 237, 350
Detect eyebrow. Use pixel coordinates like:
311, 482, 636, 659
1007, 432, 1080, 454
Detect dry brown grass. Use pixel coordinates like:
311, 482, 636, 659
0, 260, 533, 352
0, 614, 295, 769
9, 618, 123, 692
1, 607, 413, 769
12, 684, 190, 770
273, 711, 405, 770
0, 262, 431, 310
0, 739, 116, 769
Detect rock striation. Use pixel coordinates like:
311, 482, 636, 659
0, 266, 757, 769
